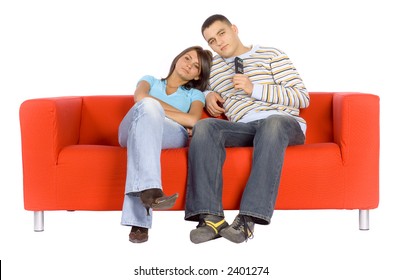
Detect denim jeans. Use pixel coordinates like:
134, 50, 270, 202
184, 114, 305, 225
119, 98, 188, 228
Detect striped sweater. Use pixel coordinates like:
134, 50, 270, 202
208, 45, 310, 123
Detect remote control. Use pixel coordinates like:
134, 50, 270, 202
234, 57, 244, 74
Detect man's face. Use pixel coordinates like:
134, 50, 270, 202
203, 20, 240, 58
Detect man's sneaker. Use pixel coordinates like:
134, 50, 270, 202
190, 214, 228, 244
220, 214, 254, 243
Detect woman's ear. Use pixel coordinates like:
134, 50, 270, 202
194, 76, 200, 80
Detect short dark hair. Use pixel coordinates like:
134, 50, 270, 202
201, 14, 232, 35
163, 46, 212, 92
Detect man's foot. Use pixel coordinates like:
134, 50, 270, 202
190, 214, 228, 244
220, 214, 254, 243
129, 226, 149, 243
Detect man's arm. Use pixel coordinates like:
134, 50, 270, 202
251, 53, 310, 109
205, 91, 225, 117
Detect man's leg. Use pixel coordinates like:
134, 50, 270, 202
185, 118, 255, 243
185, 118, 255, 220
221, 115, 305, 243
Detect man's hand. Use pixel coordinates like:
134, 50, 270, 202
206, 92, 225, 117
233, 74, 254, 95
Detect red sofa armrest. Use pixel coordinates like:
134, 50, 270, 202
333, 92, 380, 208
19, 97, 83, 209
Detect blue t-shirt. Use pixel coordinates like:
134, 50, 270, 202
139, 75, 205, 113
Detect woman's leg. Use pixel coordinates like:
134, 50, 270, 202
119, 98, 188, 228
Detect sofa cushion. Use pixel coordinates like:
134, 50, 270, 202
55, 142, 346, 210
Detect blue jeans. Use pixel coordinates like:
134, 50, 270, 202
119, 98, 188, 228
184, 115, 305, 224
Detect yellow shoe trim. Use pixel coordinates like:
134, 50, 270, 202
205, 219, 226, 234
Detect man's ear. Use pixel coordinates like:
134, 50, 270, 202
231, 24, 239, 34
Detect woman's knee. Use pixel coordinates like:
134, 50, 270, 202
118, 98, 163, 146
136, 97, 163, 113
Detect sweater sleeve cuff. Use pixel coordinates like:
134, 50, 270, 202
251, 84, 264, 100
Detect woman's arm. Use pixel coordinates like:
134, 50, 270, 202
134, 80, 204, 127
134, 81, 181, 113
164, 100, 204, 128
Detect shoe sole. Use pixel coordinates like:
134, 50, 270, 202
220, 227, 254, 243
129, 237, 148, 243
190, 233, 223, 244
190, 219, 229, 244
219, 230, 245, 243
151, 193, 179, 210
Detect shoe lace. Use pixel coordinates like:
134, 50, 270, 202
232, 215, 254, 241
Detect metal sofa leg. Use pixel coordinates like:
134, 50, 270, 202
34, 211, 44, 232
359, 210, 369, 230
31, 210, 371, 231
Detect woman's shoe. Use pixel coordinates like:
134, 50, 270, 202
129, 226, 148, 243
140, 188, 178, 215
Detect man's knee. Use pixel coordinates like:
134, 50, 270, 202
259, 115, 304, 144
192, 119, 224, 145
193, 118, 215, 135
261, 115, 290, 131
258, 115, 295, 139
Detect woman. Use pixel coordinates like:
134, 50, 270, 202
118, 46, 212, 243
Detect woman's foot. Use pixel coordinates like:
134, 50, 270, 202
140, 188, 178, 215
129, 226, 148, 243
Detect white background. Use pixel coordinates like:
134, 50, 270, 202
1, 0, 400, 279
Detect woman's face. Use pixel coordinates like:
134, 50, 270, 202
175, 50, 200, 81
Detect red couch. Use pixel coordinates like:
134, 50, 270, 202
19, 92, 380, 231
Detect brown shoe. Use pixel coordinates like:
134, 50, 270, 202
140, 188, 178, 215
129, 226, 148, 243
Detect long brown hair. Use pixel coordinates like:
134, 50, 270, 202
163, 46, 212, 92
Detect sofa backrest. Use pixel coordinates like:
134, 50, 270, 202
300, 92, 334, 144
78, 93, 334, 146
79, 95, 134, 146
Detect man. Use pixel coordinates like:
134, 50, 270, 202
185, 14, 310, 244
